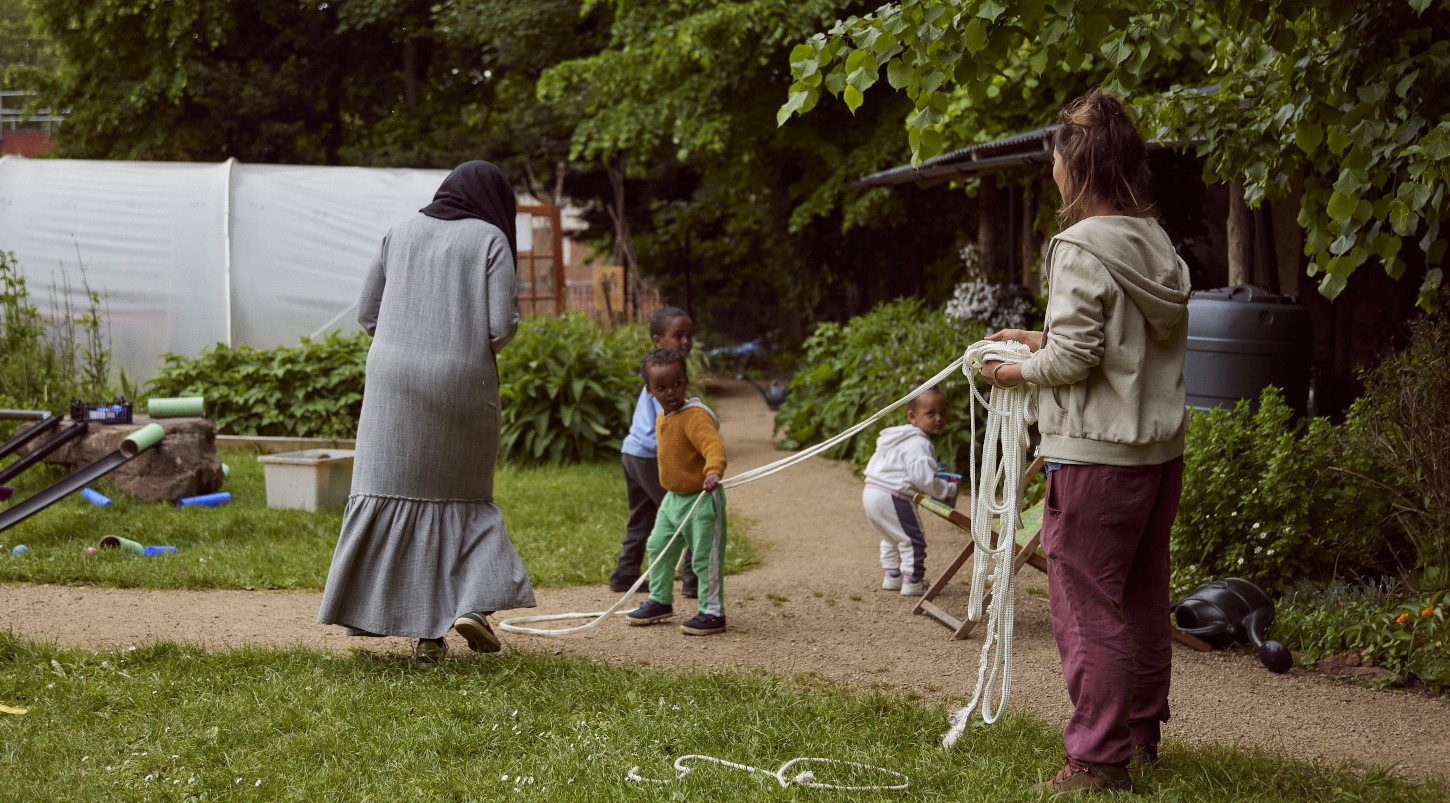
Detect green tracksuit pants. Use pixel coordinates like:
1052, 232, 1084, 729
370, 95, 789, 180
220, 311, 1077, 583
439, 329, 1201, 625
646, 488, 726, 616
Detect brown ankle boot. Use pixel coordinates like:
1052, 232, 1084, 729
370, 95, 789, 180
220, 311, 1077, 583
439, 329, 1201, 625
1034, 758, 1133, 794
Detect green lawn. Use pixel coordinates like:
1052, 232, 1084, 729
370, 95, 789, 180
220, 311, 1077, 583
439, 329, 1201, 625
0, 448, 757, 590
0, 632, 1438, 802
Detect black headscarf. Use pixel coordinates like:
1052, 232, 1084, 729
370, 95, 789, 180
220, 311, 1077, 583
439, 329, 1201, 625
420, 161, 518, 262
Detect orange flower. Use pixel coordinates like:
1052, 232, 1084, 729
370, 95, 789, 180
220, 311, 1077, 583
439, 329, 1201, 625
1425, 607, 1436, 617
1396, 612, 1410, 624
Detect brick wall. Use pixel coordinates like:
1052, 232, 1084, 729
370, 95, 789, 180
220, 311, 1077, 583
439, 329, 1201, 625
0, 130, 57, 157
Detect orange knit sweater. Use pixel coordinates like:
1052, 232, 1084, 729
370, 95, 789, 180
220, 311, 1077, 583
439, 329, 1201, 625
655, 406, 728, 493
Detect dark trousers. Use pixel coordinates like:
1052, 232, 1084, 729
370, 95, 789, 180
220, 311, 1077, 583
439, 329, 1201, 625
613, 453, 695, 590
1040, 457, 1184, 766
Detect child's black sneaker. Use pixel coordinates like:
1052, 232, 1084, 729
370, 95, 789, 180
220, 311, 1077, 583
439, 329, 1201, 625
680, 613, 726, 636
626, 599, 674, 625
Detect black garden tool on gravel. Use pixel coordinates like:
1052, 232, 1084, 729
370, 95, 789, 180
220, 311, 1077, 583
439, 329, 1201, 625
1171, 577, 1293, 673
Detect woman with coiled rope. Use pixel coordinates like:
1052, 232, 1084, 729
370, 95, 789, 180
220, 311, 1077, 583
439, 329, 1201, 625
980, 89, 1191, 795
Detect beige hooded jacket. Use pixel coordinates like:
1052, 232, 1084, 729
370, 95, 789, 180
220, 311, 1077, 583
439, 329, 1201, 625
1018, 215, 1191, 466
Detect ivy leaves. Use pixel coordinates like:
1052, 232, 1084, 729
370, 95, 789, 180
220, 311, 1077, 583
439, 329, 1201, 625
782, 0, 1450, 309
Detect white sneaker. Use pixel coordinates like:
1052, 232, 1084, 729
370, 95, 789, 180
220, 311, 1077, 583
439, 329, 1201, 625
881, 571, 903, 590
901, 577, 931, 596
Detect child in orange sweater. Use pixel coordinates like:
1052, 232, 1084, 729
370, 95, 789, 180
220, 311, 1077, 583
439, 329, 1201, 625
625, 347, 729, 635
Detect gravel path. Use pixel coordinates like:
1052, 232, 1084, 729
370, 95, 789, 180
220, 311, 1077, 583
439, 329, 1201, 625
3, 379, 1447, 780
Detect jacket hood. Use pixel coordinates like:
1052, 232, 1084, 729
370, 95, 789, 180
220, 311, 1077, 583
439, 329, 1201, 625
667, 397, 719, 429
877, 423, 928, 450
1055, 216, 1191, 340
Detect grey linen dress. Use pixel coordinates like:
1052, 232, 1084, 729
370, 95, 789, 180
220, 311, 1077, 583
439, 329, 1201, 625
317, 213, 536, 639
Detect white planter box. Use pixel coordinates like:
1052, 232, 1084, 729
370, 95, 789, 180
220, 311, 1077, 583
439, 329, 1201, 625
256, 449, 356, 511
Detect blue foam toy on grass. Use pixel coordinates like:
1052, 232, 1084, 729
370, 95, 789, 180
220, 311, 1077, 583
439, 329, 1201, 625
81, 488, 112, 507
11, 545, 28, 554
142, 545, 177, 556
177, 492, 231, 508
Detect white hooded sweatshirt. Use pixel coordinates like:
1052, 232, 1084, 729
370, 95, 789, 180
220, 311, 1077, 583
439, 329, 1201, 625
863, 424, 951, 498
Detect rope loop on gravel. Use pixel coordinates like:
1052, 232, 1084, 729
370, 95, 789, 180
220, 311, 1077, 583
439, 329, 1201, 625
627, 754, 910, 791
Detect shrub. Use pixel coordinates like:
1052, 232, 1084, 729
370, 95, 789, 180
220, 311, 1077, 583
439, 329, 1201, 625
147, 314, 646, 464
147, 332, 370, 438
774, 298, 989, 473
497, 312, 640, 465
1170, 387, 1397, 597
1347, 309, 1450, 589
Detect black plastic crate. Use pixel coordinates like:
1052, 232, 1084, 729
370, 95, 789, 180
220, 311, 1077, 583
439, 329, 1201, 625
70, 397, 133, 425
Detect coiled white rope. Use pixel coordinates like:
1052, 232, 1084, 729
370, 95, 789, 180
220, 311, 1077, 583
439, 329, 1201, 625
942, 339, 1036, 748
627, 754, 910, 791
498, 357, 970, 636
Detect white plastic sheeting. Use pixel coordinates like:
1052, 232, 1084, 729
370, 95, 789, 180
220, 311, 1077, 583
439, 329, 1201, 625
0, 156, 531, 383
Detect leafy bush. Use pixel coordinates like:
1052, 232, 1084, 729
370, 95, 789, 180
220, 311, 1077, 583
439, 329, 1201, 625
497, 312, 641, 465
1170, 387, 1396, 597
147, 332, 369, 438
147, 314, 647, 464
1348, 308, 1450, 588
774, 298, 989, 473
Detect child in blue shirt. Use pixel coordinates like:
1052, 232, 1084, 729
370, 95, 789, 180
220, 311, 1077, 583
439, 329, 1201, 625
610, 307, 699, 596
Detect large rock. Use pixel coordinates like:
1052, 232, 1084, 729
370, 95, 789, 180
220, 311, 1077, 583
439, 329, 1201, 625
15, 415, 224, 502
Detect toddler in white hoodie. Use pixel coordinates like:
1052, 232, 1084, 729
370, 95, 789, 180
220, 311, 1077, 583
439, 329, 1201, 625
861, 386, 956, 596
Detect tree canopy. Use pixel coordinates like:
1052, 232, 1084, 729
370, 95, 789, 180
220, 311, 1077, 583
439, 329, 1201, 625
12, 0, 969, 341
781, 0, 1450, 308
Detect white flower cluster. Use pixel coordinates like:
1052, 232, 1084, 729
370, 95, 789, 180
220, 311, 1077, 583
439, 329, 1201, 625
943, 243, 1036, 331
944, 279, 1036, 331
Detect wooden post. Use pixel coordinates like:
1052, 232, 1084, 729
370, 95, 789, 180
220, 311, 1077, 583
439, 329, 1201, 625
1021, 176, 1039, 291
1227, 180, 1254, 287
979, 174, 1000, 280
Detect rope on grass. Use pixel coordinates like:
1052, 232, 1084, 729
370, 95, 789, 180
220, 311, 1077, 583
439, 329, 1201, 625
942, 339, 1036, 748
498, 357, 969, 637
627, 754, 910, 791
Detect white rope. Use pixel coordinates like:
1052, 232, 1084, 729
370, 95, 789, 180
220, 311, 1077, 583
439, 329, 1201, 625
498, 358, 969, 636
942, 339, 1036, 748
627, 754, 910, 791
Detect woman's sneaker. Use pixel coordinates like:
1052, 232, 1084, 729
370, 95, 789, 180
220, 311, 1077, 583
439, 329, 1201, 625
882, 571, 903, 590
453, 612, 502, 653
626, 599, 674, 625
901, 577, 931, 596
680, 613, 726, 636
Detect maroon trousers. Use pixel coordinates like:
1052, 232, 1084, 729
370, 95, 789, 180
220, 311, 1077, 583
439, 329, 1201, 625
1040, 457, 1184, 766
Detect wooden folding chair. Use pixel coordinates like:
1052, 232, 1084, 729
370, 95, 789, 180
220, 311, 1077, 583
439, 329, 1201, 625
911, 456, 1047, 639
910, 455, 1213, 650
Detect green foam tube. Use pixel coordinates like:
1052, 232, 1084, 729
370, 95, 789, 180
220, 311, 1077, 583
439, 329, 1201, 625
148, 397, 205, 418
121, 423, 165, 457
98, 535, 143, 554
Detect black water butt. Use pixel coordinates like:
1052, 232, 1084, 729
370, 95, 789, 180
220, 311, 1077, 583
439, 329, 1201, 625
1184, 285, 1312, 416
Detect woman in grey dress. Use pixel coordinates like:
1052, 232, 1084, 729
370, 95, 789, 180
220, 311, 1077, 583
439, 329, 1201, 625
318, 161, 535, 666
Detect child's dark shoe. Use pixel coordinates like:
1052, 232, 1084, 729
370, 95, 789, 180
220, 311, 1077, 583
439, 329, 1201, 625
681, 581, 699, 599
680, 613, 726, 636
626, 599, 674, 625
